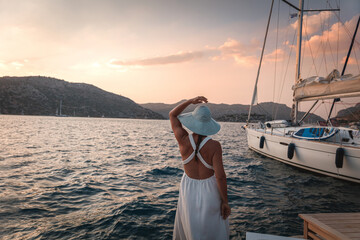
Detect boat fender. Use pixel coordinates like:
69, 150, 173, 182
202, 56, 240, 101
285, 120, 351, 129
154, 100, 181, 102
259, 136, 265, 149
287, 143, 295, 159
335, 148, 344, 168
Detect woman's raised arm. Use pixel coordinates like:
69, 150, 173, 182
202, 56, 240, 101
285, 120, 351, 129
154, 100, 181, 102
169, 96, 208, 142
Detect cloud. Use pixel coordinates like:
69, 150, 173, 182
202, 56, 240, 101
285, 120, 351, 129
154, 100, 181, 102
0, 59, 29, 70
291, 11, 333, 35
110, 51, 204, 66
292, 14, 360, 56
110, 38, 262, 68
216, 38, 261, 66
109, 38, 265, 68
341, 56, 357, 65
264, 49, 286, 62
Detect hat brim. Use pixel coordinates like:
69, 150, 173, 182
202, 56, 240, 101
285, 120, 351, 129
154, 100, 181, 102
178, 112, 220, 136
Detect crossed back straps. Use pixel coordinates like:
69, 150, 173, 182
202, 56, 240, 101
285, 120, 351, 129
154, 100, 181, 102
182, 134, 214, 170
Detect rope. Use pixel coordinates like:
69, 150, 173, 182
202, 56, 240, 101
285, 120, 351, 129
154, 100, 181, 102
256, 104, 273, 120
274, 29, 297, 120
305, 27, 319, 76
328, 1, 360, 45
326, 12, 337, 70
340, 102, 359, 120
247, 0, 274, 123
320, 12, 329, 74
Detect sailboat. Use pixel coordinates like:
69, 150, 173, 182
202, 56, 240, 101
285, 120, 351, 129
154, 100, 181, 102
57, 99, 68, 117
245, 0, 360, 183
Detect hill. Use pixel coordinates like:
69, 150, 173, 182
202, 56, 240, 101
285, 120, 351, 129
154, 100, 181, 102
141, 100, 324, 123
0, 76, 164, 119
335, 103, 360, 124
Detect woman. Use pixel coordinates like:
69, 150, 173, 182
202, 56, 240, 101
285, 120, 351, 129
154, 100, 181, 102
170, 96, 230, 240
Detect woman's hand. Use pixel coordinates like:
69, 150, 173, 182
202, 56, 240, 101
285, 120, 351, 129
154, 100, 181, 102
221, 202, 231, 220
169, 96, 208, 142
190, 96, 208, 105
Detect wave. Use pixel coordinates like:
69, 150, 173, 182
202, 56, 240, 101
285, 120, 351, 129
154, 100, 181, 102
146, 166, 182, 176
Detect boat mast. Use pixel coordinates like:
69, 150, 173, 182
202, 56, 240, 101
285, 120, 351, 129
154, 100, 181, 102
292, 0, 304, 124
283, 0, 339, 124
247, 0, 274, 125
59, 99, 62, 116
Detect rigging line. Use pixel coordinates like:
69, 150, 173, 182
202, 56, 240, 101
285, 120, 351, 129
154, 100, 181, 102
274, 4, 292, 120
340, 102, 360, 105
321, 100, 330, 122
256, 104, 273, 120
350, 32, 360, 73
342, 15, 360, 76
272, 0, 281, 120
326, 11, 337, 70
305, 27, 318, 76
279, 28, 297, 100
354, 49, 360, 73
311, 18, 327, 76
275, 29, 297, 119
320, 12, 329, 74
327, 1, 360, 46
327, 0, 338, 70
316, 12, 327, 76
247, 0, 274, 124
302, 3, 318, 76
313, 100, 322, 114
302, 0, 318, 77
278, 6, 291, 94
340, 102, 359, 120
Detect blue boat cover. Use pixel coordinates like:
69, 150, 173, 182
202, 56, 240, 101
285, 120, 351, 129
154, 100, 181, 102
292, 127, 337, 140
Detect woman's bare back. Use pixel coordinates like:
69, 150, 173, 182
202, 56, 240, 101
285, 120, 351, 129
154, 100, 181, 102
179, 133, 219, 180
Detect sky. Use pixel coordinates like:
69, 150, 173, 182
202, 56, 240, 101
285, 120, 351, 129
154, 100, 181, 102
0, 0, 359, 111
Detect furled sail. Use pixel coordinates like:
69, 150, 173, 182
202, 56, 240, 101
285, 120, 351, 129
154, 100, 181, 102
293, 69, 360, 101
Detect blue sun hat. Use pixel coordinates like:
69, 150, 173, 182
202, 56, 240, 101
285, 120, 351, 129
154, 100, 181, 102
178, 105, 220, 136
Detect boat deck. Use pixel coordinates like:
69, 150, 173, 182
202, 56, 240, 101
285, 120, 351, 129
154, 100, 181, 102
299, 213, 360, 240
248, 126, 360, 148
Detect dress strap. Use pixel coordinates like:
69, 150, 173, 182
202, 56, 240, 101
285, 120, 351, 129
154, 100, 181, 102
182, 152, 195, 165
182, 134, 214, 170
197, 136, 213, 170
197, 153, 214, 170
188, 134, 196, 150
198, 136, 211, 151
182, 134, 196, 165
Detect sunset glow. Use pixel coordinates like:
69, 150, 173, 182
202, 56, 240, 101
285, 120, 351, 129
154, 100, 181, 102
0, 0, 359, 106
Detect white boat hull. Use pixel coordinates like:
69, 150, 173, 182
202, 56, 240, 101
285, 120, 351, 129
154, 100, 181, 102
246, 128, 360, 183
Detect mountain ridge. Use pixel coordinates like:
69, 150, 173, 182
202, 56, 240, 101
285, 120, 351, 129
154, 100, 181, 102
0, 76, 164, 119
141, 101, 325, 123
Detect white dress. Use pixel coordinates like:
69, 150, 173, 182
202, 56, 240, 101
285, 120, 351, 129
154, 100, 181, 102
173, 134, 230, 240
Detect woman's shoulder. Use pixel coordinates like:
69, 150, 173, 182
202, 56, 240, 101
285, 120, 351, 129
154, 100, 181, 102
207, 138, 222, 149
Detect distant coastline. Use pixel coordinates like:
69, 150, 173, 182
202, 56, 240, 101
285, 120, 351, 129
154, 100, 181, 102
0, 76, 164, 120
1, 75, 358, 124
141, 101, 325, 123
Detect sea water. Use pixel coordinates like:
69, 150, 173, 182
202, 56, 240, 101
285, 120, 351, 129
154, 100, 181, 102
1, 115, 360, 239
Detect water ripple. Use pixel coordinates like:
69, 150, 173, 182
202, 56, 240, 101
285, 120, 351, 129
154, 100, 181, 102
0, 116, 360, 239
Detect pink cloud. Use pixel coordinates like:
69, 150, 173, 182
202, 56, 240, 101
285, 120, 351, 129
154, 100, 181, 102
294, 14, 360, 56
291, 11, 333, 35
111, 51, 203, 66
341, 56, 358, 65
217, 38, 261, 66
264, 49, 286, 62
